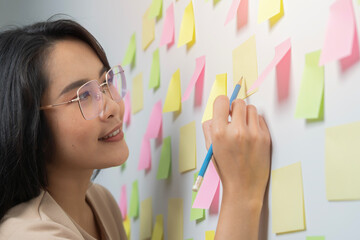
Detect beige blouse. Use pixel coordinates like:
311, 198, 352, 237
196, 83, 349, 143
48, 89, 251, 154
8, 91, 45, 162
0, 183, 127, 240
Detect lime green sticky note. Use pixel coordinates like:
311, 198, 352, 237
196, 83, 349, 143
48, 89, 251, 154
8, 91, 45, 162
307, 237, 325, 240
168, 198, 183, 240
205, 230, 215, 240
325, 121, 360, 200
179, 121, 196, 173
149, 48, 160, 89
178, 1, 196, 47
149, 0, 163, 19
123, 33, 136, 67
142, 7, 155, 50
163, 69, 181, 112
202, 73, 227, 123
295, 50, 324, 119
140, 198, 152, 239
131, 73, 144, 114
190, 171, 205, 221
258, 0, 282, 23
151, 214, 164, 240
157, 136, 172, 179
271, 162, 306, 234
129, 180, 139, 218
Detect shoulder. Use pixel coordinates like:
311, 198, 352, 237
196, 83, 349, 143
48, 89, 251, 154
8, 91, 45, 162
87, 183, 120, 213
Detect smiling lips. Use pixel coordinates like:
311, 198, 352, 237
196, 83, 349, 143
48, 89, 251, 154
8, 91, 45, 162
99, 123, 124, 142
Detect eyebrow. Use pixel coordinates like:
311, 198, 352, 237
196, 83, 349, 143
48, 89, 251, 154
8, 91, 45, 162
57, 66, 108, 98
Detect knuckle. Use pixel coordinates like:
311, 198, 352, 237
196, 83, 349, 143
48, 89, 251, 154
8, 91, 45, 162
247, 104, 257, 113
212, 126, 225, 141
214, 95, 229, 108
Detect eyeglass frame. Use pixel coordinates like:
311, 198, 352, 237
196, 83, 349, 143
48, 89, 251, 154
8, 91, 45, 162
40, 64, 126, 120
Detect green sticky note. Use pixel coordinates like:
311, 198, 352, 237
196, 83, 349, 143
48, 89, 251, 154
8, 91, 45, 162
149, 48, 160, 89
190, 171, 205, 221
295, 50, 324, 119
157, 136, 172, 179
121, 162, 126, 171
307, 237, 325, 240
149, 0, 163, 19
129, 180, 139, 218
123, 33, 136, 67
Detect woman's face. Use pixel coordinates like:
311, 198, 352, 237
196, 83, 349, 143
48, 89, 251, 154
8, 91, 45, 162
41, 39, 129, 171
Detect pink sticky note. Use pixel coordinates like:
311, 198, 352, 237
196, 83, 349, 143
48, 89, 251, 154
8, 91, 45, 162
247, 38, 291, 94
123, 92, 131, 126
160, 3, 175, 47
340, 26, 360, 71
138, 137, 151, 170
319, 0, 359, 67
194, 66, 205, 106
182, 56, 206, 102
119, 185, 127, 219
276, 48, 291, 102
224, 0, 242, 25
209, 181, 220, 214
192, 161, 220, 209
145, 100, 162, 139
237, 0, 248, 29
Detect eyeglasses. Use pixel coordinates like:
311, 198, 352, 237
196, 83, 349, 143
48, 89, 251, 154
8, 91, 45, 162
40, 65, 127, 120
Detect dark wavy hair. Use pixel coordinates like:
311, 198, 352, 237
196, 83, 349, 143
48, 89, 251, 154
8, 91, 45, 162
0, 18, 110, 220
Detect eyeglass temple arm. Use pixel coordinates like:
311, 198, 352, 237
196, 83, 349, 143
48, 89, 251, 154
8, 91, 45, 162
40, 98, 79, 110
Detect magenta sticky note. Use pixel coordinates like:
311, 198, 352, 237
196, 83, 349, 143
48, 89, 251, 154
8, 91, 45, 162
247, 38, 291, 94
319, 0, 359, 67
192, 161, 220, 209
145, 100, 162, 139
160, 3, 175, 47
123, 92, 131, 126
138, 137, 151, 170
119, 185, 127, 219
209, 181, 220, 214
224, 0, 241, 25
182, 56, 206, 102
276, 48, 291, 102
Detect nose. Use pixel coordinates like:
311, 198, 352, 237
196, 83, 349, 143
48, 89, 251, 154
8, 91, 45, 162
99, 88, 122, 120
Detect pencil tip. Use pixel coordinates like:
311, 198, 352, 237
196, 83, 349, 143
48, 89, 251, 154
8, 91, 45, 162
238, 76, 244, 86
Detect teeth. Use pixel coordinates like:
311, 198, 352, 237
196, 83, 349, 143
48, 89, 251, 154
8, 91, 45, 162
102, 129, 120, 140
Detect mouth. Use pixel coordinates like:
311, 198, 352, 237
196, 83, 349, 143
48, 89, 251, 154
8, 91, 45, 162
98, 123, 124, 142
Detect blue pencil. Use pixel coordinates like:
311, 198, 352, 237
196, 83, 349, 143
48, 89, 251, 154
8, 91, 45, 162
192, 77, 243, 192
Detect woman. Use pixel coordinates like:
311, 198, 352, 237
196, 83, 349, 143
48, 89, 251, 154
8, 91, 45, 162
0, 19, 271, 239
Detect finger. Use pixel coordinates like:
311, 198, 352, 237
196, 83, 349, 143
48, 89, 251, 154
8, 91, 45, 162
259, 115, 269, 132
212, 95, 230, 128
230, 98, 247, 127
246, 105, 260, 129
202, 120, 212, 150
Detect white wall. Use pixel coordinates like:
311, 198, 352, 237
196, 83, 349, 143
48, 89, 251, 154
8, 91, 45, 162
1, 0, 360, 239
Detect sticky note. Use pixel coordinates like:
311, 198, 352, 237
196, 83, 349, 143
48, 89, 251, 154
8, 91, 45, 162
178, 1, 196, 47
149, 48, 160, 89
149, 0, 163, 19
138, 137, 151, 170
119, 185, 127, 219
224, 0, 241, 25
157, 136, 172, 179
179, 121, 196, 173
319, 0, 359, 72
271, 162, 306, 234
123, 92, 131, 126
237, 0, 248, 29
151, 214, 164, 240
202, 73, 227, 123
129, 180, 139, 218
232, 35, 258, 99
247, 38, 291, 94
168, 198, 183, 240
276, 47, 291, 102
123, 33, 136, 67
145, 100, 162, 139
131, 73, 143, 114
160, 3, 175, 47
257, 0, 283, 24
294, 50, 324, 119
123, 216, 131, 238
163, 69, 181, 112
193, 161, 220, 209
142, 7, 155, 50
325, 121, 360, 200
307, 237, 325, 240
140, 198, 152, 239
209, 181, 220, 214
205, 231, 215, 240
182, 56, 206, 102
190, 172, 205, 221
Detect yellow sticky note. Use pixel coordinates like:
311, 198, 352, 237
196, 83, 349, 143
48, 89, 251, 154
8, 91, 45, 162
123, 33, 136, 67
123, 216, 131, 238
131, 73, 143, 114
140, 198, 152, 239
271, 162, 306, 234
151, 214, 164, 240
168, 198, 183, 240
142, 7, 155, 50
232, 35, 258, 99
205, 230, 215, 240
178, 1, 196, 47
325, 121, 360, 200
258, 0, 282, 23
179, 121, 196, 173
269, 0, 284, 27
202, 73, 227, 123
163, 69, 181, 112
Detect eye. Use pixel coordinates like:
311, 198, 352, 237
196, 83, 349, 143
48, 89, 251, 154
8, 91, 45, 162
79, 91, 91, 101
